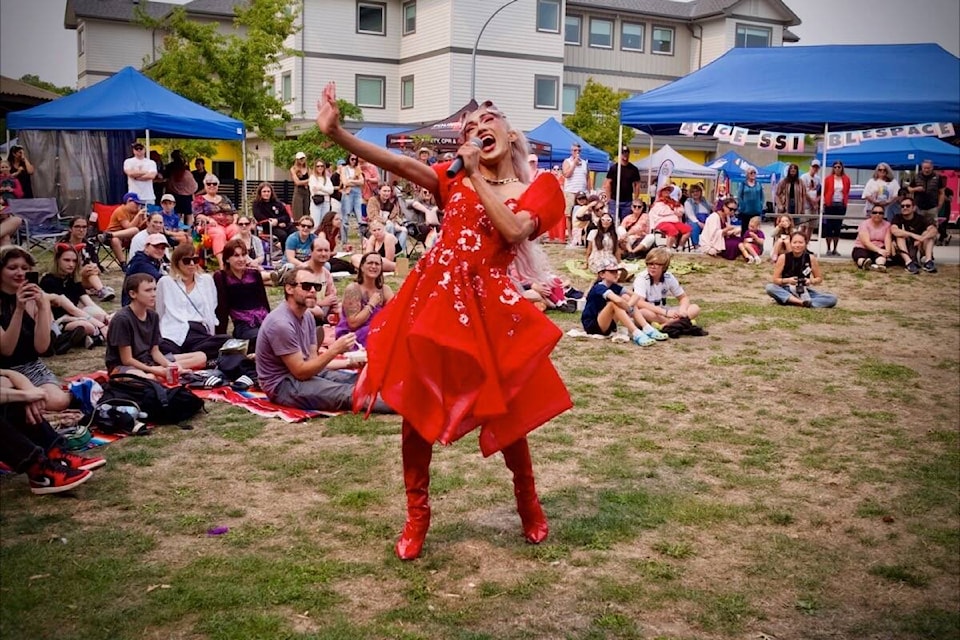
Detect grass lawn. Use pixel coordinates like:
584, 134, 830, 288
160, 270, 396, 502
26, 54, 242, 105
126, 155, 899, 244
1, 245, 958, 640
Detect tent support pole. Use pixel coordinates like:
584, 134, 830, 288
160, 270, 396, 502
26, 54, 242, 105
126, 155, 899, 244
242, 138, 248, 213
816, 124, 827, 257
647, 133, 653, 195
614, 125, 623, 221
145, 130, 150, 154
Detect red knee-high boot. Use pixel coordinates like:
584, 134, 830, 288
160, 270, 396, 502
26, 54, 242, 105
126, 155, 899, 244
501, 438, 549, 544
396, 420, 433, 560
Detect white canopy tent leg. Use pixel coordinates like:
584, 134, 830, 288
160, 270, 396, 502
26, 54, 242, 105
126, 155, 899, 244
145, 130, 150, 154
816, 123, 827, 257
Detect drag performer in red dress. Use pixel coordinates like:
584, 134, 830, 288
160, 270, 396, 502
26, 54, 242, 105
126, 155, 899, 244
316, 83, 572, 560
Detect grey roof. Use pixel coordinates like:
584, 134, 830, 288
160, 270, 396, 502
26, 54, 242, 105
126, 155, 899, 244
568, 0, 800, 25
65, 0, 176, 29
182, 0, 243, 17
65, 0, 239, 29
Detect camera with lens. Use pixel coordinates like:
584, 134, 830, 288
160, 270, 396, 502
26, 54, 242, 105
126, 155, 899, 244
795, 265, 812, 298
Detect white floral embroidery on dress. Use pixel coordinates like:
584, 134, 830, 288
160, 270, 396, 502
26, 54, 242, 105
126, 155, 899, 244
438, 248, 454, 266
458, 313, 470, 326
457, 229, 481, 252
449, 192, 464, 204
438, 271, 451, 289
499, 286, 521, 305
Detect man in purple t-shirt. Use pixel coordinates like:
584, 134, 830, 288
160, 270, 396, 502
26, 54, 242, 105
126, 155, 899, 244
255, 267, 393, 412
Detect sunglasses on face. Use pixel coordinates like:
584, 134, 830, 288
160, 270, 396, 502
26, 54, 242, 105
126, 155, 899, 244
631, 205, 643, 209
179, 257, 199, 265
901, 204, 913, 209
237, 222, 251, 227
293, 281, 321, 291
349, 157, 358, 162
300, 224, 313, 229
205, 182, 218, 187
726, 206, 739, 212
871, 210, 885, 215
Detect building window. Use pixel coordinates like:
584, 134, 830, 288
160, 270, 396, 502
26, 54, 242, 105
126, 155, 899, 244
589, 18, 613, 49
402, 1, 416, 35
564, 15, 581, 45
281, 72, 292, 104
562, 84, 580, 115
534, 75, 558, 109
621, 22, 644, 52
356, 75, 385, 108
536, 0, 560, 33
77, 24, 85, 56
651, 26, 674, 55
265, 77, 276, 98
401, 75, 414, 109
736, 24, 771, 48
357, 2, 386, 35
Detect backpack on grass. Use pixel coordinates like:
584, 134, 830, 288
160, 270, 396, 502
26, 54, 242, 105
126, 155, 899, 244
99, 374, 204, 426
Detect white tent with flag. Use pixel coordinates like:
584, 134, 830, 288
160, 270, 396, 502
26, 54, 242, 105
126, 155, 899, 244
634, 145, 718, 179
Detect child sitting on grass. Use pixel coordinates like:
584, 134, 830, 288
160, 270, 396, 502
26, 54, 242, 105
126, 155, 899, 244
739, 215, 766, 264
632, 247, 701, 327
581, 257, 668, 347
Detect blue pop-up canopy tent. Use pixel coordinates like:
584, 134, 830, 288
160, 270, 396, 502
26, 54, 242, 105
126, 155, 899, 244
619, 43, 960, 135
526, 117, 610, 171
706, 151, 772, 181
618, 43, 960, 253
8, 66, 246, 139
8, 66, 247, 213
825, 136, 960, 169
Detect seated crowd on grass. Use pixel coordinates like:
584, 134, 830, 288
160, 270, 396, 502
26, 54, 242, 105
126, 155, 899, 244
0, 150, 951, 497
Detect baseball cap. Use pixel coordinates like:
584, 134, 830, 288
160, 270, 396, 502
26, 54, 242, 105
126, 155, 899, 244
146, 233, 169, 246
160, 194, 176, 203
131, 142, 145, 150
810, 158, 821, 167
295, 151, 307, 159
122, 192, 144, 204
621, 145, 630, 154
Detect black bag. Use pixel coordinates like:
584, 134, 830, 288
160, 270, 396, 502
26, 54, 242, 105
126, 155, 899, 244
100, 374, 204, 425
311, 194, 325, 205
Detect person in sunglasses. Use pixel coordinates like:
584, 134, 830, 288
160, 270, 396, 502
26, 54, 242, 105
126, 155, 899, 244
255, 267, 394, 414
700, 197, 744, 260
317, 82, 570, 560
155, 244, 229, 361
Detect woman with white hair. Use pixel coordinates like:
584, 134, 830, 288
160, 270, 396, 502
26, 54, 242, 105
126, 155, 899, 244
862, 162, 898, 216
317, 83, 571, 561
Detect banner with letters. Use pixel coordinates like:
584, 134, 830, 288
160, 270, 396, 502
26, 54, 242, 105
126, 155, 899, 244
678, 122, 955, 151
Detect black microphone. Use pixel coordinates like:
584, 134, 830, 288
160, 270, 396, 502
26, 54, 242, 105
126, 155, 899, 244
446, 137, 483, 178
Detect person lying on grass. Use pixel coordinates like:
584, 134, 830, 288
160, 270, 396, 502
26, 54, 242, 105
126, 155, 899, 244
631, 247, 701, 327
580, 256, 668, 347
105, 273, 206, 379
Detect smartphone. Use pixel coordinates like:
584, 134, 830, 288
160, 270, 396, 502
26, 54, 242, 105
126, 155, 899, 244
25, 271, 39, 285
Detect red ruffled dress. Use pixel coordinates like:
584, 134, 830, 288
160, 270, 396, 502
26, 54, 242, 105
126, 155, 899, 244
355, 163, 573, 456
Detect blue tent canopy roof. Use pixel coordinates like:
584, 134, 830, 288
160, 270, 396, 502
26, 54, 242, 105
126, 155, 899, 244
826, 136, 960, 169
620, 44, 960, 135
8, 67, 245, 140
526, 117, 610, 171
707, 151, 772, 181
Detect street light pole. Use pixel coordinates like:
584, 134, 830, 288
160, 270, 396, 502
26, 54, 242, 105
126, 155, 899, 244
470, 0, 520, 100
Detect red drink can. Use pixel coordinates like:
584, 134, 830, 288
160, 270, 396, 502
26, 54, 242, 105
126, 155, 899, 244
167, 365, 179, 386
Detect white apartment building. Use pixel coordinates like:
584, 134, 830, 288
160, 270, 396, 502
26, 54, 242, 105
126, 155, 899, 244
63, 0, 800, 176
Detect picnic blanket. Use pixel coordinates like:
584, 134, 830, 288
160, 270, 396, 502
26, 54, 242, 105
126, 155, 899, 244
0, 424, 140, 475
563, 258, 706, 280
191, 386, 338, 423
67, 370, 339, 424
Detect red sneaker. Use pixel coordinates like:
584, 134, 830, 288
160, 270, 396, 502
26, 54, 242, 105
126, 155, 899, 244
28, 460, 93, 495
48, 447, 107, 471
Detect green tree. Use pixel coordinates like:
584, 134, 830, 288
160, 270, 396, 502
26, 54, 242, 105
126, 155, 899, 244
138, 0, 298, 140
273, 100, 365, 169
563, 79, 633, 156
18, 74, 75, 96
